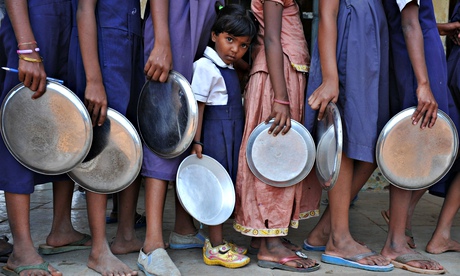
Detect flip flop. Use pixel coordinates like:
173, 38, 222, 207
391, 253, 446, 274
381, 210, 416, 248
38, 233, 91, 255
2, 261, 56, 276
303, 239, 326, 251
321, 252, 394, 272
248, 237, 301, 255
258, 252, 321, 272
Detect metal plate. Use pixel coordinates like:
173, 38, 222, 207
137, 70, 198, 158
68, 108, 143, 194
376, 107, 458, 190
176, 154, 235, 226
315, 102, 343, 190
246, 119, 316, 187
0, 82, 92, 175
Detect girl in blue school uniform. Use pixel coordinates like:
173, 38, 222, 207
380, 0, 457, 274
0, 0, 92, 275
69, 0, 144, 274
190, 4, 257, 269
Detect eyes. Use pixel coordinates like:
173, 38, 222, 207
225, 36, 248, 49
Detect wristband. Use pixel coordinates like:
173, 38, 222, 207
18, 55, 43, 63
16, 48, 40, 54
192, 140, 204, 147
17, 41, 37, 47
274, 98, 290, 105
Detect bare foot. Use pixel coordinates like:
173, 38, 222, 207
426, 236, 460, 254
327, 237, 389, 266
257, 237, 319, 269
7, 249, 62, 276
88, 250, 137, 276
251, 237, 302, 252
45, 230, 91, 247
110, 236, 143, 255
382, 244, 444, 271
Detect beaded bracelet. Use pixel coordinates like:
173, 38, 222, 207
274, 98, 290, 105
18, 55, 43, 63
192, 140, 204, 147
17, 41, 37, 47
17, 48, 40, 54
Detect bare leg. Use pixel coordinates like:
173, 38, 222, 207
86, 191, 137, 275
326, 154, 388, 266
306, 160, 376, 247
45, 180, 91, 247
5, 192, 62, 276
381, 186, 443, 271
143, 178, 168, 253
209, 225, 223, 247
110, 177, 143, 254
426, 173, 460, 254
173, 182, 197, 235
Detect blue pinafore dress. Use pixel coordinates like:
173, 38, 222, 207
383, 1, 460, 196
201, 65, 244, 183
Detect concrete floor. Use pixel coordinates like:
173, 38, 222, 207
0, 183, 459, 276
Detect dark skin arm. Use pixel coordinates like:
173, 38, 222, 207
77, 0, 108, 126
144, 0, 172, 82
401, 2, 438, 129
307, 0, 340, 121
191, 102, 205, 158
263, 0, 291, 136
437, 21, 460, 45
6, 0, 46, 98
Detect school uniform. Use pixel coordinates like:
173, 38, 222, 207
0, 0, 72, 194
305, 0, 390, 164
191, 47, 244, 183
141, 0, 219, 181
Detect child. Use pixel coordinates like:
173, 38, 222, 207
303, 0, 393, 272
71, 0, 144, 274
380, 0, 455, 273
0, 0, 91, 275
233, 0, 321, 272
190, 4, 256, 268
137, 1, 219, 275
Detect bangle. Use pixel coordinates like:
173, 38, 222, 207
17, 41, 37, 47
16, 48, 40, 54
192, 140, 204, 147
274, 98, 290, 105
18, 55, 43, 63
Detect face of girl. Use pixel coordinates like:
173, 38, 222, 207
211, 31, 251, 65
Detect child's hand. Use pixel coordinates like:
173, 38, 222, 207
265, 102, 291, 136
413, 82, 438, 129
18, 59, 47, 99
191, 143, 203, 159
308, 80, 339, 120
144, 43, 173, 83
84, 81, 108, 127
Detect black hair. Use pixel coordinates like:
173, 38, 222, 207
212, 4, 258, 42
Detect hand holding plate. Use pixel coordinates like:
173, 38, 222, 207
413, 82, 438, 129
265, 103, 291, 136
307, 80, 338, 121
84, 81, 108, 127
18, 59, 47, 99
144, 43, 173, 82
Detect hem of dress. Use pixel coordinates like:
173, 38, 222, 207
233, 221, 289, 237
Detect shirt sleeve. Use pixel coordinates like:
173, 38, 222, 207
191, 58, 217, 103
396, 0, 420, 11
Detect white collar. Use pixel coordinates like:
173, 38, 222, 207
203, 46, 234, 69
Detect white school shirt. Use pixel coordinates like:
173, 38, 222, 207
396, 0, 420, 11
191, 46, 233, 106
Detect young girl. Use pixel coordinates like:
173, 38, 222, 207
137, 1, 219, 275
303, 0, 393, 272
380, 0, 455, 273
70, 0, 144, 274
190, 4, 256, 268
233, 0, 321, 272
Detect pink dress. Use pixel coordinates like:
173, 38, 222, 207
233, 0, 321, 237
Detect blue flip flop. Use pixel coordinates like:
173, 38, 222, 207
321, 252, 394, 272
303, 239, 326, 251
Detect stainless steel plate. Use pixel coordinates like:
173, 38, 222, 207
376, 107, 458, 190
315, 102, 343, 190
246, 120, 316, 187
176, 154, 235, 226
137, 70, 198, 158
68, 108, 143, 194
0, 82, 92, 174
